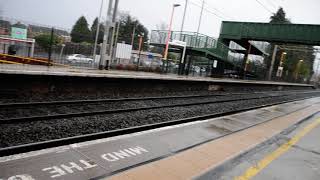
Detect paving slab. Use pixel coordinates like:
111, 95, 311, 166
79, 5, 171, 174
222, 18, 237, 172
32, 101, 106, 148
197, 114, 320, 180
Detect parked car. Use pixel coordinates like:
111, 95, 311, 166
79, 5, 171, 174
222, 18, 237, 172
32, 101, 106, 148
66, 54, 94, 64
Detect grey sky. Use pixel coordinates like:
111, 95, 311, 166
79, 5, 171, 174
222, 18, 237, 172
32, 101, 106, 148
1, 0, 320, 37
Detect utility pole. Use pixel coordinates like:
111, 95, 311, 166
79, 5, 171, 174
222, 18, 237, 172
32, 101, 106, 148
196, 0, 204, 35
93, 0, 104, 59
180, 0, 188, 40
107, 0, 119, 64
114, 21, 120, 46
195, 0, 204, 46
99, 0, 113, 69
48, 27, 54, 67
112, 21, 121, 64
178, 0, 188, 75
112, 0, 119, 23
99, 0, 119, 70
268, 45, 278, 81
131, 23, 136, 47
137, 34, 144, 71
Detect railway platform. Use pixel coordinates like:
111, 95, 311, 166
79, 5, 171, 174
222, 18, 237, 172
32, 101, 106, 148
1, 96, 320, 180
0, 64, 314, 104
0, 64, 313, 87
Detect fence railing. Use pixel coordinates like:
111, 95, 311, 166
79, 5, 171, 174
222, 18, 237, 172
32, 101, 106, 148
150, 30, 217, 49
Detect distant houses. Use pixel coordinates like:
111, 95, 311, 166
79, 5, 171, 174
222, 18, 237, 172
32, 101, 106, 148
0, 18, 71, 56
0, 18, 71, 43
0, 19, 11, 35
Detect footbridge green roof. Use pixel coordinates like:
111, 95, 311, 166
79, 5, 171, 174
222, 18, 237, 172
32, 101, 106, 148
220, 21, 320, 45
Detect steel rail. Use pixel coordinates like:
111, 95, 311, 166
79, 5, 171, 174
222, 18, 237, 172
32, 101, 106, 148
0, 90, 312, 108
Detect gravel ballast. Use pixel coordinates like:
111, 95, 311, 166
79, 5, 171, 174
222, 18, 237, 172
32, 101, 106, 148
0, 91, 319, 148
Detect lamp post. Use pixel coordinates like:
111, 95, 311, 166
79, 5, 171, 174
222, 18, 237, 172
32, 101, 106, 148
163, 3, 181, 73
137, 33, 144, 71
93, 0, 104, 59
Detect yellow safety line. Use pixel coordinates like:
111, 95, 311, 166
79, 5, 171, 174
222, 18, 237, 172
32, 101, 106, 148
235, 117, 320, 180
0, 59, 23, 64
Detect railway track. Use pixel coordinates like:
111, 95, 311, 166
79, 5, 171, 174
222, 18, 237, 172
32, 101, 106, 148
0, 90, 308, 108
0, 90, 319, 156
0, 90, 316, 123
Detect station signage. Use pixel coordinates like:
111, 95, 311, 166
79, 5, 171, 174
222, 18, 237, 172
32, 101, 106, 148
169, 40, 187, 47
11, 27, 27, 40
213, 60, 218, 68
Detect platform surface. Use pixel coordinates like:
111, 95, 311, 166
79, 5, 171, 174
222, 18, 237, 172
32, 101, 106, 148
1, 97, 319, 180
0, 64, 312, 86
198, 114, 320, 180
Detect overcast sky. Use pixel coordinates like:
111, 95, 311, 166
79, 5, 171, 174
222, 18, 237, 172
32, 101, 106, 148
1, 0, 320, 37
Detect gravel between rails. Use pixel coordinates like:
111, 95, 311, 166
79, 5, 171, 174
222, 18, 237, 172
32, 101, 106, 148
0, 91, 227, 104
0, 91, 319, 148
0, 91, 312, 120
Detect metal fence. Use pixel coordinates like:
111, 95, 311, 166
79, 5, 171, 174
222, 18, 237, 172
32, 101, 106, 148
150, 30, 217, 49
0, 16, 158, 70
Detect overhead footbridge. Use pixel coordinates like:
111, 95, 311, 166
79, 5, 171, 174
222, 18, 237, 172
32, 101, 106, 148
150, 22, 320, 76
218, 21, 320, 73
219, 21, 320, 47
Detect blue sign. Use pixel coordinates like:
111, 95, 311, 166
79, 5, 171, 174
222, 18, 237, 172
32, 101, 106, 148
147, 54, 154, 59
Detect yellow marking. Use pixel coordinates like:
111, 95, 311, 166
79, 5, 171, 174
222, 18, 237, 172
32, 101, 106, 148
0, 59, 23, 64
235, 117, 320, 180
0, 53, 69, 67
0, 53, 44, 62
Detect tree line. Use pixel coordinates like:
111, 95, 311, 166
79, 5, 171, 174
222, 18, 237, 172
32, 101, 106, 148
70, 14, 149, 50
